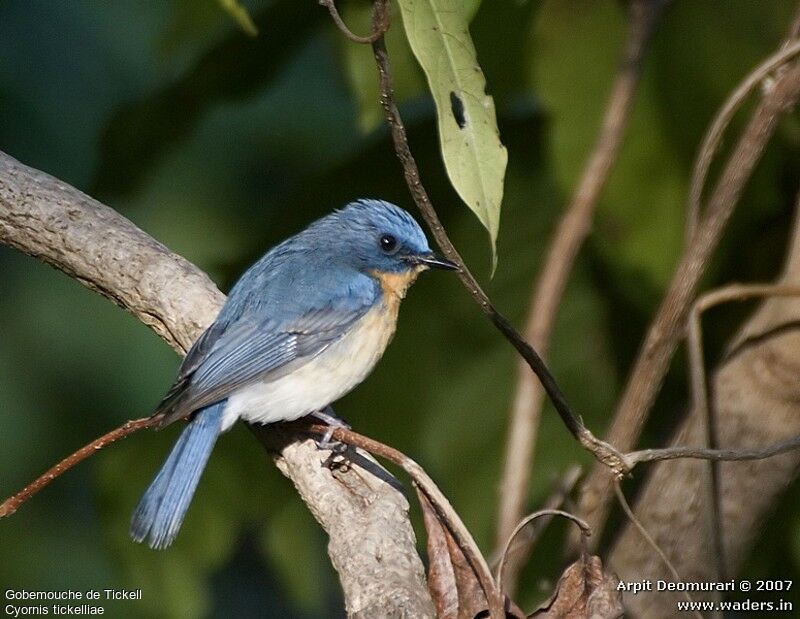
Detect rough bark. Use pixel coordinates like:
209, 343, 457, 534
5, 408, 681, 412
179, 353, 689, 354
608, 206, 800, 617
0, 151, 435, 618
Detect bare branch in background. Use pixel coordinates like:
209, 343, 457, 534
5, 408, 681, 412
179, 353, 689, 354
609, 196, 800, 616
578, 51, 800, 544
685, 39, 800, 238
613, 481, 702, 619
496, 0, 669, 586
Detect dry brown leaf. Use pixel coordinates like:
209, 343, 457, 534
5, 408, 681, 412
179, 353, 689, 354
416, 487, 491, 618
529, 555, 622, 619
418, 486, 460, 618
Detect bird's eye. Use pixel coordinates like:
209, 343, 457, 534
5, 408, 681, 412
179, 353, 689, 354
379, 234, 399, 254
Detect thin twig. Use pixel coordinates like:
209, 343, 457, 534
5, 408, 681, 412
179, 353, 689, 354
625, 434, 800, 467
689, 291, 723, 585
318, 0, 389, 44
0, 414, 164, 517
686, 39, 800, 239
579, 54, 800, 545
496, 507, 590, 595
614, 481, 702, 619
304, 422, 506, 619
491, 465, 582, 598
496, 0, 667, 574
368, 8, 625, 476
692, 283, 800, 315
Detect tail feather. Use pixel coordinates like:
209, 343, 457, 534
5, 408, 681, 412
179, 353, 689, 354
130, 402, 224, 549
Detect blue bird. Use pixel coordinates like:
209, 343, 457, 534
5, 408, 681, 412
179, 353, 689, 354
130, 199, 457, 549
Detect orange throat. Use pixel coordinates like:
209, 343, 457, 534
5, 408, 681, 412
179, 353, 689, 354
371, 267, 425, 305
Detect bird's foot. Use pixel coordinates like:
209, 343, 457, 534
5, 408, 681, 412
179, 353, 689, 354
310, 407, 350, 455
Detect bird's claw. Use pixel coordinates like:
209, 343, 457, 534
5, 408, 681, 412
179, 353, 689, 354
315, 426, 348, 453
311, 407, 351, 466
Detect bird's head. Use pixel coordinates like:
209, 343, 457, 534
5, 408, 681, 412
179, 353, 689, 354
321, 200, 458, 285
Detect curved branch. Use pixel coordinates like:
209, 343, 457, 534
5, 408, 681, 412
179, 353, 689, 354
497, 507, 591, 595
686, 38, 800, 238
319, 0, 389, 44
0, 150, 434, 618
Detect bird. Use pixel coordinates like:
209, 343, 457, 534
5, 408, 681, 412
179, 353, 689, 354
130, 199, 457, 549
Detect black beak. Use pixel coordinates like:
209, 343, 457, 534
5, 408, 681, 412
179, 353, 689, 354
413, 252, 459, 271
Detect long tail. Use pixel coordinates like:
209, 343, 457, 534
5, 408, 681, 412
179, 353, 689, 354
130, 402, 225, 549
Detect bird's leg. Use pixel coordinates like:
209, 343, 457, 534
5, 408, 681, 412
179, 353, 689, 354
310, 407, 350, 453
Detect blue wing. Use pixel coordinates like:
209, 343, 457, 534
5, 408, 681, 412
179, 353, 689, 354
156, 270, 378, 427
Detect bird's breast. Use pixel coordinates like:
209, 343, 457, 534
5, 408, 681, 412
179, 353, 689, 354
223, 299, 401, 429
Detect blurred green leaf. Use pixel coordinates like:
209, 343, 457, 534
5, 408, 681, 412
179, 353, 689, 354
398, 0, 507, 269
530, 0, 684, 305
160, 0, 234, 55
93, 0, 324, 198
218, 0, 259, 36
462, 0, 482, 21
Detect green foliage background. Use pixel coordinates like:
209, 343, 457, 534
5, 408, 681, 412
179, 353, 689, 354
1, 0, 799, 616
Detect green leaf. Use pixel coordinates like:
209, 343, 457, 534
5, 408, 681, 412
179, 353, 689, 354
397, 0, 507, 269
462, 0, 482, 21
218, 0, 259, 36
340, 0, 482, 134
94, 0, 324, 197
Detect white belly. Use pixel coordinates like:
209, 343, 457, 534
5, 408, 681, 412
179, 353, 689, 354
221, 302, 397, 431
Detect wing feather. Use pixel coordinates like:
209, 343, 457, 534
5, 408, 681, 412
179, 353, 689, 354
156, 290, 376, 427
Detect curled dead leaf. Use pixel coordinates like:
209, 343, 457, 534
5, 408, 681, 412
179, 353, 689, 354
529, 555, 622, 619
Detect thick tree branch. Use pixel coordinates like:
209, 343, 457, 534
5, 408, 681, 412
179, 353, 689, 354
0, 155, 222, 353
305, 423, 503, 614
0, 151, 434, 618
